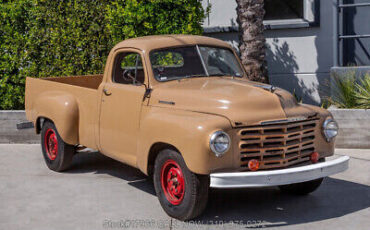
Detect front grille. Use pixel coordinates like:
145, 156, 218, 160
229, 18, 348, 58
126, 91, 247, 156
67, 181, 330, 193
238, 119, 318, 170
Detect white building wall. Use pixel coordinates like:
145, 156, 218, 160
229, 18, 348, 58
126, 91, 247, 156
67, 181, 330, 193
202, 0, 334, 105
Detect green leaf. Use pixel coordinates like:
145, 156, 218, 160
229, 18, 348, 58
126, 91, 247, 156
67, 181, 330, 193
0, 0, 205, 109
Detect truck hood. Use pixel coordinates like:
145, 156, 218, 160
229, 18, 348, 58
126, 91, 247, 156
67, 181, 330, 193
150, 77, 317, 126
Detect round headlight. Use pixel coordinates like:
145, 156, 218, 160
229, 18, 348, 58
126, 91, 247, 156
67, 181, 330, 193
210, 131, 230, 157
323, 118, 338, 142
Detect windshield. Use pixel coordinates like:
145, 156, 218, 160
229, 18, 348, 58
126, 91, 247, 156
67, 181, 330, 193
149, 45, 244, 81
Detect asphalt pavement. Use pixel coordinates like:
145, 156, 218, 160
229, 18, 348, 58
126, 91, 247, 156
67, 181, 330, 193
0, 144, 369, 230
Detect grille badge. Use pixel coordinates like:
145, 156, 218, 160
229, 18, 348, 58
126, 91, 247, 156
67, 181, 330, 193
261, 116, 307, 125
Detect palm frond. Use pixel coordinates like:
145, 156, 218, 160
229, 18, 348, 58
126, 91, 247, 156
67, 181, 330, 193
329, 72, 357, 108
354, 73, 370, 109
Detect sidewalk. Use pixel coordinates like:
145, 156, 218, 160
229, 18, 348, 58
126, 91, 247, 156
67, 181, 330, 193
0, 144, 369, 230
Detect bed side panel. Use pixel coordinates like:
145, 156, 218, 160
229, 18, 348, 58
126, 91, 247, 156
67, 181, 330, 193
25, 77, 99, 148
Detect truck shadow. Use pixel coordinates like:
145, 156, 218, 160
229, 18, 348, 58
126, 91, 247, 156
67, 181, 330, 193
67, 151, 370, 227
67, 151, 156, 196
198, 178, 370, 227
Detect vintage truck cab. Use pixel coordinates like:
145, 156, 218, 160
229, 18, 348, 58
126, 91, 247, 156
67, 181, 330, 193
25, 35, 349, 220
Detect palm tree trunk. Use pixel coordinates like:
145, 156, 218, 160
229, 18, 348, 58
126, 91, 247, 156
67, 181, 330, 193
236, 0, 269, 83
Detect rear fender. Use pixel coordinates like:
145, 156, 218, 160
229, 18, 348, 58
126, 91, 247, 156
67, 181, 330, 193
33, 91, 79, 145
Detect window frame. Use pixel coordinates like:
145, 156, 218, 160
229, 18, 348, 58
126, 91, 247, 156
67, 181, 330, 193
202, 0, 320, 32
264, 0, 320, 30
149, 44, 246, 82
197, 45, 245, 77
111, 50, 146, 86
149, 45, 206, 82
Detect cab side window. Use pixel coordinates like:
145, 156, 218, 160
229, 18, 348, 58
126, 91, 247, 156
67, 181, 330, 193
112, 52, 145, 85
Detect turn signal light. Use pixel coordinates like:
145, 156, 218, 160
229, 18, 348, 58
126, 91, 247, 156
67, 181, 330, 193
310, 152, 320, 163
248, 159, 260, 171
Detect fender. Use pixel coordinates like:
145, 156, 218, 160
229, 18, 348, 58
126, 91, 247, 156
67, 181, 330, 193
137, 106, 234, 175
301, 104, 335, 156
33, 91, 79, 145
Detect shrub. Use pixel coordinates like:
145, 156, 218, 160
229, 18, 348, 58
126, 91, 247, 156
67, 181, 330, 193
330, 72, 370, 109
0, 0, 205, 110
330, 72, 358, 108
354, 74, 370, 109
0, 0, 32, 110
107, 0, 205, 44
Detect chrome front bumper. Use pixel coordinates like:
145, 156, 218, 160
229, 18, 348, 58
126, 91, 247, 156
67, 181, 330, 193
210, 156, 349, 188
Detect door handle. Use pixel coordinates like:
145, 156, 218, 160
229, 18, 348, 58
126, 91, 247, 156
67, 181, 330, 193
103, 89, 112, 96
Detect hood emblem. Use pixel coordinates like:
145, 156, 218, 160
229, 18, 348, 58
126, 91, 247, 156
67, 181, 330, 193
253, 84, 277, 93
287, 116, 307, 122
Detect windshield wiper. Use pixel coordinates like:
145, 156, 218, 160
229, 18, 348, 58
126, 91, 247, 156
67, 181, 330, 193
179, 74, 208, 80
158, 74, 207, 82
162, 73, 241, 82
208, 73, 225, 76
208, 73, 242, 78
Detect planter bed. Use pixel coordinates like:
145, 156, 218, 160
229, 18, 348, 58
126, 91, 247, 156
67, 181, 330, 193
329, 108, 370, 149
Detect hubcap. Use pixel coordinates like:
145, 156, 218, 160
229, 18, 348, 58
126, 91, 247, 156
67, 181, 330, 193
160, 159, 185, 205
44, 129, 58, 160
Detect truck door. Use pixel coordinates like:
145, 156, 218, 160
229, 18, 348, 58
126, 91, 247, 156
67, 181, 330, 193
99, 50, 147, 166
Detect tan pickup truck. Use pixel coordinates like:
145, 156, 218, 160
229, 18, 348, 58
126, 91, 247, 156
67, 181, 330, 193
25, 35, 349, 220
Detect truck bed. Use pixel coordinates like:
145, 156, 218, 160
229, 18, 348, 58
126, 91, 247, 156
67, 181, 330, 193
25, 75, 103, 148
44, 74, 103, 89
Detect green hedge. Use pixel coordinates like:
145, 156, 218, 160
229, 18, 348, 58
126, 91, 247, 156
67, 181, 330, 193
0, 0, 205, 109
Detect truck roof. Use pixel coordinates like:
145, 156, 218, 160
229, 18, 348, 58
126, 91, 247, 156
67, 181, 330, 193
112, 34, 232, 52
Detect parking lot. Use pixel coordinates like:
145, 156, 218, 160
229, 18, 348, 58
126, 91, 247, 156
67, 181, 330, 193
0, 144, 369, 230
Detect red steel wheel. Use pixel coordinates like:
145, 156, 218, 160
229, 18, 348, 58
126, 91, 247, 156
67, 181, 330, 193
160, 159, 185, 205
41, 121, 74, 172
153, 149, 210, 220
44, 128, 58, 160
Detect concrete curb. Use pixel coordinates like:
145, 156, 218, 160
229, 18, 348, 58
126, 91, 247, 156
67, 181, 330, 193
0, 110, 29, 120
329, 108, 370, 149
0, 110, 39, 143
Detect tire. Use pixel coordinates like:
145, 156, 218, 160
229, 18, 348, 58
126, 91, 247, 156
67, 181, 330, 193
153, 149, 209, 221
41, 120, 75, 172
279, 178, 324, 195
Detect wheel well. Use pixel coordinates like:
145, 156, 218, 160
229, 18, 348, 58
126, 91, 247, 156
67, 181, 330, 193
147, 142, 179, 177
36, 117, 52, 134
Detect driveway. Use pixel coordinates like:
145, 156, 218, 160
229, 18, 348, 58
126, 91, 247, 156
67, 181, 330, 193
0, 144, 369, 230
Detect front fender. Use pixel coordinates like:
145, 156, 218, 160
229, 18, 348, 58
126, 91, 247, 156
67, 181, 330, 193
33, 91, 79, 145
301, 104, 335, 157
137, 106, 234, 175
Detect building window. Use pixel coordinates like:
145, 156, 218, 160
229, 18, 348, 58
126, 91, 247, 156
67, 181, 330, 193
263, 0, 319, 29
202, 0, 319, 32
264, 0, 304, 20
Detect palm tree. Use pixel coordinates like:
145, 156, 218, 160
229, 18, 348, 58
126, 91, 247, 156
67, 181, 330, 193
236, 0, 269, 83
